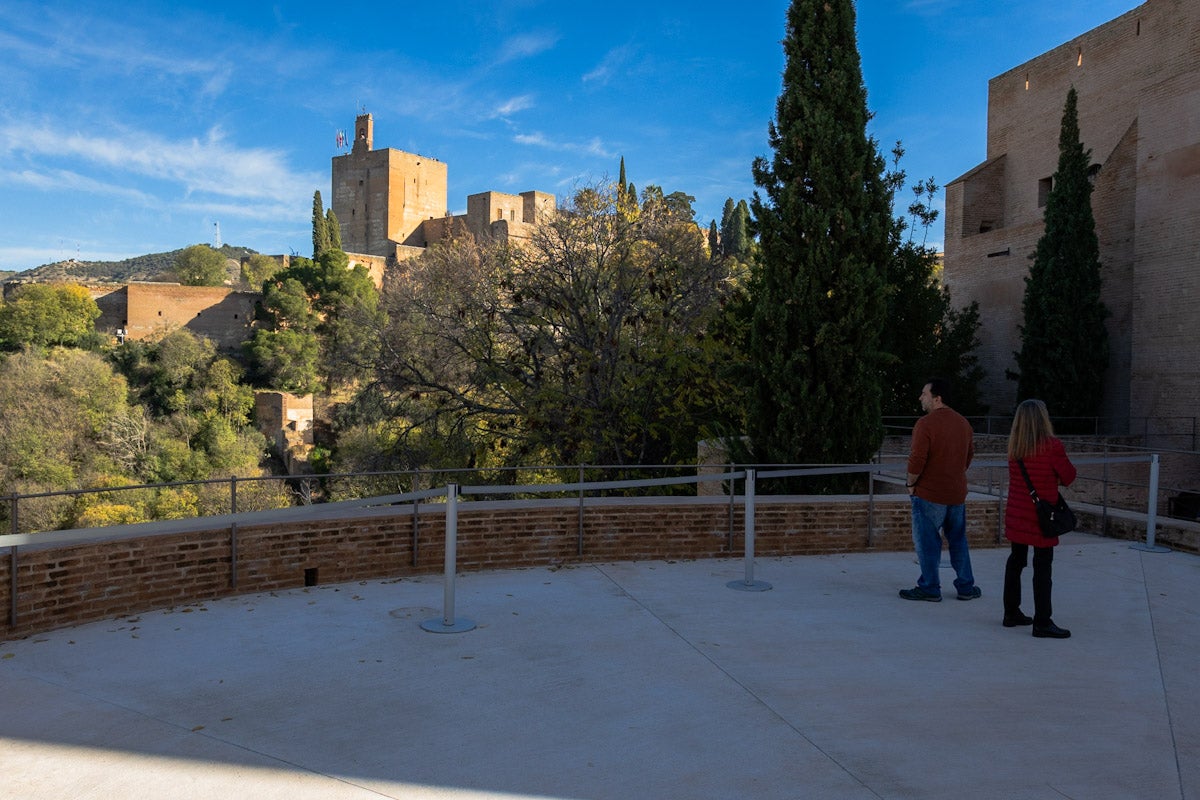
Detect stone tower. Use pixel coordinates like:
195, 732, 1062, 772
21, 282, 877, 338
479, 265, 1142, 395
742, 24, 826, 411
942, 0, 1199, 432
331, 113, 448, 257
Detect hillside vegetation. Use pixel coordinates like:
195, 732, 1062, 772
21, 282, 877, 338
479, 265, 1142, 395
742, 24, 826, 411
10, 245, 258, 284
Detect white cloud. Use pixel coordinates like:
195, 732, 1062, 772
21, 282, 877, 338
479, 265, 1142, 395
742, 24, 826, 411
514, 131, 613, 159
1, 120, 320, 204
495, 31, 559, 64
493, 95, 536, 118
0, 4, 231, 90
583, 45, 634, 85
177, 199, 303, 223
0, 168, 153, 203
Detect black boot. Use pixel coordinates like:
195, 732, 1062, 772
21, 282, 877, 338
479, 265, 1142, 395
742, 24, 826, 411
1032, 621, 1071, 639
1003, 612, 1033, 627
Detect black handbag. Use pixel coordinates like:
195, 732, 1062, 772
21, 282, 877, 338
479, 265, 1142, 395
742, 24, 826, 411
1017, 459, 1077, 537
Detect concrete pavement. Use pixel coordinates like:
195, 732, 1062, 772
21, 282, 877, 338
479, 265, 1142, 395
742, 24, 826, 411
1, 532, 1196, 800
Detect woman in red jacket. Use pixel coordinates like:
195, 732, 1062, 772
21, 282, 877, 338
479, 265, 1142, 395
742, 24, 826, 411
1004, 399, 1077, 639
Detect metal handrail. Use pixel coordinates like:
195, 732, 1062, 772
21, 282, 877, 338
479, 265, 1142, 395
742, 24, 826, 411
2, 454, 1171, 630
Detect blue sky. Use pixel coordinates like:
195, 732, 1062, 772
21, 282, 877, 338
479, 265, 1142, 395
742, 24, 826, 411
0, 0, 1139, 272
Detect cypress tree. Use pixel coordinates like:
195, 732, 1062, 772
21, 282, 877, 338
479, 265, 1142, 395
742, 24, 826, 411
708, 220, 720, 257
325, 208, 342, 251
1012, 87, 1108, 425
719, 198, 737, 256
732, 199, 751, 259
312, 190, 330, 258
746, 0, 893, 476
616, 157, 638, 216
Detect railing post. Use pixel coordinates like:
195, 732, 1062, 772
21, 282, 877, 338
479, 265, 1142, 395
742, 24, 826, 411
421, 484, 476, 632
727, 463, 735, 550
728, 468, 771, 591
1101, 442, 1111, 536
229, 522, 238, 588
8, 493, 17, 626
1132, 454, 1169, 553
866, 467, 875, 547
412, 472, 421, 568
230, 475, 238, 515
577, 464, 585, 556
8, 547, 16, 628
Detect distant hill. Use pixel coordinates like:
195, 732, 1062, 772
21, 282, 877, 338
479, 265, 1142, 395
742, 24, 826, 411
7, 245, 259, 285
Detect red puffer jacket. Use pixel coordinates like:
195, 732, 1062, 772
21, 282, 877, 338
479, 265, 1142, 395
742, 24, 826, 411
1004, 437, 1077, 546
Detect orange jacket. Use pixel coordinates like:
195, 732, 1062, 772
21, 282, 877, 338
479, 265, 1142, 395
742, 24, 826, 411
907, 407, 974, 505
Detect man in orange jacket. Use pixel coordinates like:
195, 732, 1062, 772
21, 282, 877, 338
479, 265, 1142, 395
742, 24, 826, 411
900, 378, 980, 602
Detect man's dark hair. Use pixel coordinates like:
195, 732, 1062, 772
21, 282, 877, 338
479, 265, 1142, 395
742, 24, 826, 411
927, 377, 953, 406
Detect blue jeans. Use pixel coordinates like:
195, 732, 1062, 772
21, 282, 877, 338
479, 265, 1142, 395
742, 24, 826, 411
910, 496, 975, 597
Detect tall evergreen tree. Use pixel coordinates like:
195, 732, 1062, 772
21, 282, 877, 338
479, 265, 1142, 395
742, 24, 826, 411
746, 0, 893, 476
708, 220, 720, 257
616, 157, 638, 216
312, 191, 330, 258
719, 198, 737, 256
1012, 87, 1108, 424
325, 208, 342, 251
731, 200, 751, 259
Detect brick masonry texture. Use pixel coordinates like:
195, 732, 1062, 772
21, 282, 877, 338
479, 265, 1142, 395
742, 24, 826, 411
943, 0, 1199, 429
4, 497, 1006, 640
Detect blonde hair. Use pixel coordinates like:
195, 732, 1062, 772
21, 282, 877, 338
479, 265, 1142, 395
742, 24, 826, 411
1008, 399, 1056, 460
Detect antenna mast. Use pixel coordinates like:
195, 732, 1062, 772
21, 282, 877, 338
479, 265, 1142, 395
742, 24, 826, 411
213, 221, 222, 248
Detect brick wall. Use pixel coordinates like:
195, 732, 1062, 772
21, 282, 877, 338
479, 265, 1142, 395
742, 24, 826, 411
943, 0, 1200, 424
2, 496, 1003, 640
123, 283, 256, 351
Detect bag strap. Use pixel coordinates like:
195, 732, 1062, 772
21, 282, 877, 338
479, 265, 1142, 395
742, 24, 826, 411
1016, 459, 1043, 503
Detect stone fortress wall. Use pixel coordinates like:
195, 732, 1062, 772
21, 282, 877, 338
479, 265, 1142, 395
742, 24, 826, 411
331, 112, 557, 268
87, 282, 257, 352
943, 0, 1199, 438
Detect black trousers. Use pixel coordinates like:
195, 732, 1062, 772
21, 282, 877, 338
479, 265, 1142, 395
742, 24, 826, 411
1003, 542, 1054, 624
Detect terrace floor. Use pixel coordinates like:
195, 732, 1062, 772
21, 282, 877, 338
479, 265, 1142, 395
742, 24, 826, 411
0, 532, 1196, 800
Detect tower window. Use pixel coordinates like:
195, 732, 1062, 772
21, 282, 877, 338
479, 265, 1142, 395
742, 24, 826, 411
1077, 48, 1083, 67
1038, 177, 1053, 207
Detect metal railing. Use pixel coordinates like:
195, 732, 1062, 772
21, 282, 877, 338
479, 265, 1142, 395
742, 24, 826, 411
2, 455, 1173, 632
5, 443, 1196, 538
884, 415, 1198, 448
415, 455, 1168, 633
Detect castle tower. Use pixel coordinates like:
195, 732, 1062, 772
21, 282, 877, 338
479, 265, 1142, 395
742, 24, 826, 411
331, 113, 448, 257
352, 113, 373, 154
